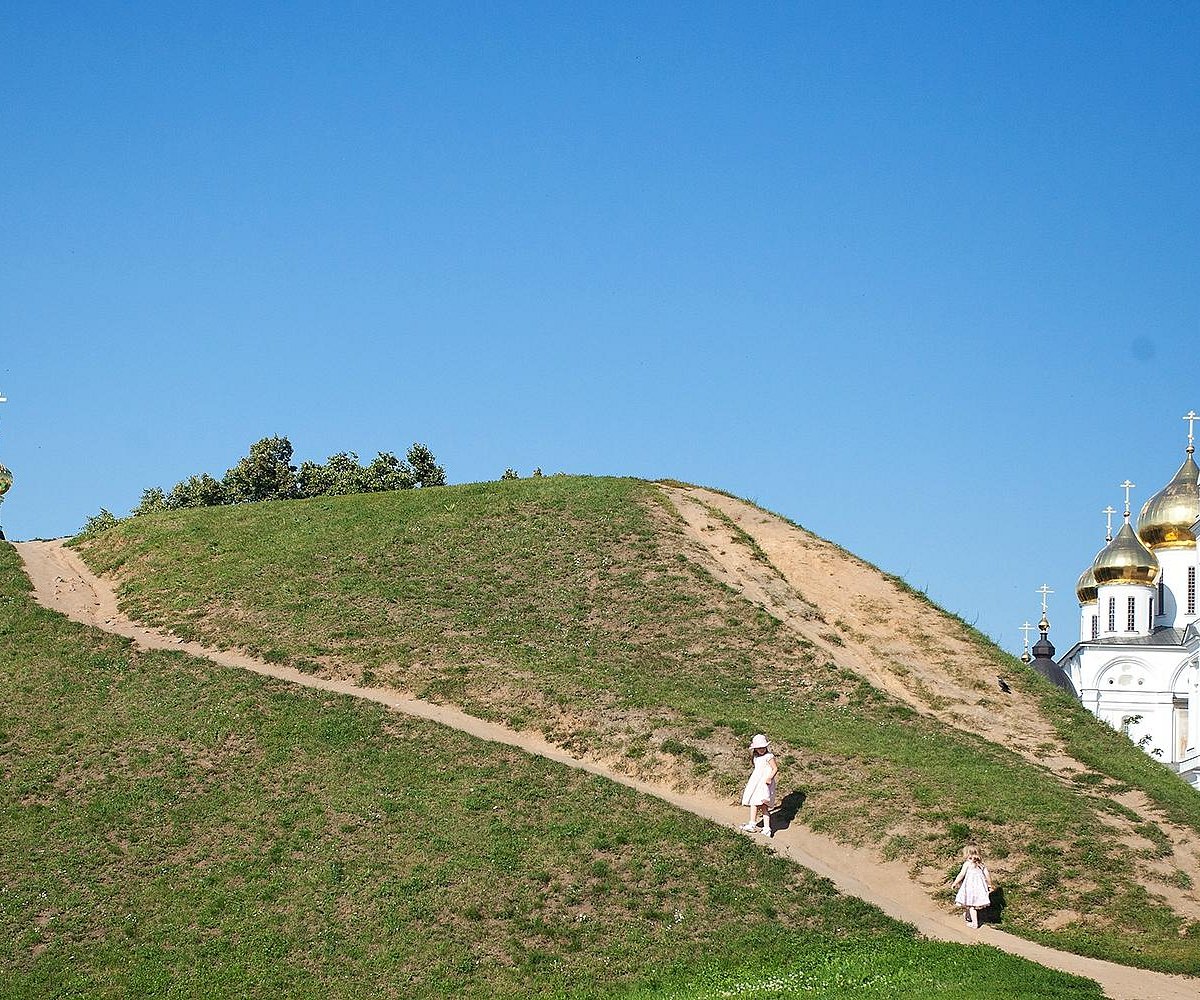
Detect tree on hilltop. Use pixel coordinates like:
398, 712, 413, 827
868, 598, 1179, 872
168, 473, 228, 508
406, 443, 445, 487
364, 451, 416, 492
296, 452, 366, 498
131, 487, 168, 517
222, 436, 297, 503
77, 436, 446, 535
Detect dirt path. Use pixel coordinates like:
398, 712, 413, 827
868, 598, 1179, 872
660, 484, 1200, 919
12, 538, 1197, 1000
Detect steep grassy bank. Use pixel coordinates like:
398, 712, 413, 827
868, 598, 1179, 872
75, 476, 1200, 972
0, 544, 1107, 999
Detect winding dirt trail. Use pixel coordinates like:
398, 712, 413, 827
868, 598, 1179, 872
661, 484, 1200, 917
12, 537, 1198, 1000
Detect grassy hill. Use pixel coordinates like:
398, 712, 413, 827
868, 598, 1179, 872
0, 544, 1107, 999
71, 475, 1200, 974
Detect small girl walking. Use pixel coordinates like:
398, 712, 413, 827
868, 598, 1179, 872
952, 844, 994, 928
740, 733, 778, 837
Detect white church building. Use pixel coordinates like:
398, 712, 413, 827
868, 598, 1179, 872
1056, 412, 1200, 788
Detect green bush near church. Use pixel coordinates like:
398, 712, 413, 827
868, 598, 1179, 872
0, 545, 1105, 999
72, 476, 1200, 974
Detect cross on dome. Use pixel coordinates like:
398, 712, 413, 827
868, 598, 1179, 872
1037, 584, 1054, 615
1102, 505, 1116, 542
1185, 410, 1198, 454
1019, 621, 1035, 650
1120, 480, 1136, 518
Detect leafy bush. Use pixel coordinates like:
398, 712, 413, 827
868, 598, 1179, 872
167, 473, 228, 509
130, 487, 168, 517
79, 508, 121, 536
82, 436, 447, 534
221, 435, 297, 504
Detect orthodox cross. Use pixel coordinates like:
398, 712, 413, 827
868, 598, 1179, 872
1019, 621, 1035, 654
1037, 584, 1054, 615
1120, 480, 1136, 518
1185, 410, 1198, 454
1102, 505, 1116, 542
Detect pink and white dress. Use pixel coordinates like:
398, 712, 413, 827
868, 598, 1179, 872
954, 860, 992, 908
741, 752, 777, 808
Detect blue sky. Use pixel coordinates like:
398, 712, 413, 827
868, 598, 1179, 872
2, 3, 1197, 654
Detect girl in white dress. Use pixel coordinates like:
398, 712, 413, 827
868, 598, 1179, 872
740, 733, 778, 837
952, 844, 993, 928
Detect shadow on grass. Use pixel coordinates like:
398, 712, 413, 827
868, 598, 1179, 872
982, 885, 1007, 926
770, 789, 807, 833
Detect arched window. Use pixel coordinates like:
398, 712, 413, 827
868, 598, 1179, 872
1148, 598, 1153, 631
1108, 597, 1116, 633
1127, 596, 1136, 632
1159, 576, 1165, 609
1189, 566, 1196, 616
1091, 614, 1098, 639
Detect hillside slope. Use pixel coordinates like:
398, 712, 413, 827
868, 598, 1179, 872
71, 476, 1200, 973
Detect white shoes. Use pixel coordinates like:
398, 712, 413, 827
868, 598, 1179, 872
739, 822, 759, 832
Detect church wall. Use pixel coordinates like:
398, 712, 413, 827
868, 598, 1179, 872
1079, 602, 1098, 642
1154, 547, 1198, 629
1071, 647, 1192, 764
1095, 582, 1155, 639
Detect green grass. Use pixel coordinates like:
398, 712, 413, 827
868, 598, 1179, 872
0, 544, 1109, 999
74, 476, 1200, 974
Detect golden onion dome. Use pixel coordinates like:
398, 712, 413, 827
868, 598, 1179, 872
1093, 519, 1160, 587
1075, 564, 1098, 605
1137, 452, 1200, 550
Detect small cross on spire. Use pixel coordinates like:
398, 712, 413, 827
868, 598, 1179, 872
1120, 480, 1136, 518
1185, 410, 1198, 455
1037, 584, 1054, 616
1102, 505, 1116, 542
1019, 621, 1035, 650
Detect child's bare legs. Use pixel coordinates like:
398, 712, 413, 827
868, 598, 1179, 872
967, 906, 978, 928
740, 804, 773, 835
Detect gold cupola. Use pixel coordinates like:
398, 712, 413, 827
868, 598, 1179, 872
1075, 564, 1098, 605
1093, 518, 1160, 587
1137, 450, 1200, 551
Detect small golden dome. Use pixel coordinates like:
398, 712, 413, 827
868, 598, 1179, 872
1076, 564, 1098, 605
1093, 519, 1160, 587
1137, 452, 1200, 550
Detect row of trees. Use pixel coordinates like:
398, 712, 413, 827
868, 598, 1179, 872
82, 437, 445, 534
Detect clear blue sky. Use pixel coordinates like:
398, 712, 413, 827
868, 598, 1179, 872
2, 3, 1197, 654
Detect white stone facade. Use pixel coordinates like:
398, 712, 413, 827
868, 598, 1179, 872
1057, 449, 1200, 788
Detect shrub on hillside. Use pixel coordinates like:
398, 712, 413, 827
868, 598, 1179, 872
221, 436, 297, 504
77, 436, 448, 536
131, 487, 168, 517
406, 443, 445, 487
168, 473, 228, 509
79, 508, 121, 537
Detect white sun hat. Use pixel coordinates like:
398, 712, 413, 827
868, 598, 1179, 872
749, 734, 769, 749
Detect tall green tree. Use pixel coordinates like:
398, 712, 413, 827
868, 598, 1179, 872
407, 443, 445, 487
363, 451, 415, 492
167, 473, 227, 508
131, 487, 168, 517
222, 436, 296, 503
